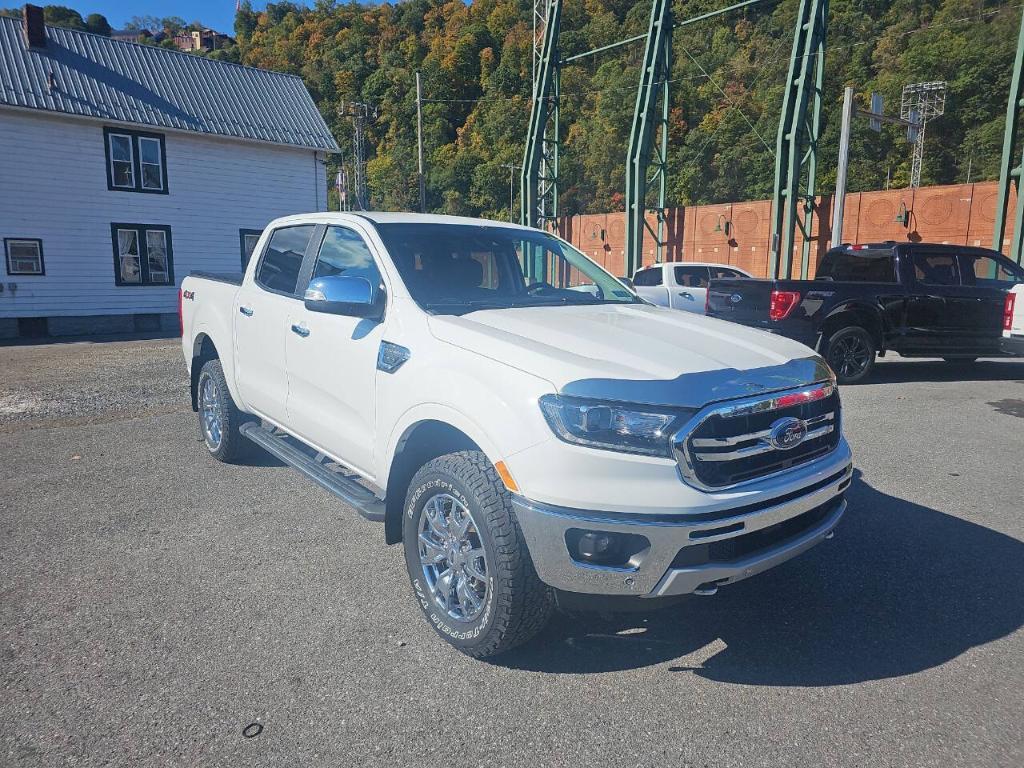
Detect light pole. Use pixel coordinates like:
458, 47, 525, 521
500, 164, 518, 222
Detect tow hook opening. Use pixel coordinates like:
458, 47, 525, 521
693, 580, 725, 596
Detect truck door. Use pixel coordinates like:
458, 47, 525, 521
671, 265, 711, 312
234, 224, 317, 423
955, 251, 1024, 354
285, 224, 385, 477
632, 267, 670, 306
903, 249, 969, 351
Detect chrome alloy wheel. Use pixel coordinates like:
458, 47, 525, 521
198, 372, 223, 450
418, 493, 489, 623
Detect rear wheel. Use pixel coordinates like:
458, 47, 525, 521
196, 359, 253, 463
825, 326, 876, 384
402, 451, 554, 658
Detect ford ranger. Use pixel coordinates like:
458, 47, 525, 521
180, 213, 853, 658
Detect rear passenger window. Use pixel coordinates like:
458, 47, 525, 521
312, 226, 382, 285
709, 267, 742, 280
818, 249, 895, 282
633, 268, 662, 286
257, 225, 315, 294
913, 252, 960, 286
960, 253, 1023, 288
674, 266, 710, 288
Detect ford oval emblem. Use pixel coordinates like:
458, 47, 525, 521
730, 293, 742, 303
768, 417, 807, 451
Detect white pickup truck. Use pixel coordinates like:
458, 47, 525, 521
632, 261, 752, 312
180, 212, 853, 658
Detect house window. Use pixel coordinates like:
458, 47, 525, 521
239, 229, 263, 270
103, 128, 168, 193
111, 224, 174, 286
4, 238, 44, 275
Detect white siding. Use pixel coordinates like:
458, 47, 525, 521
0, 108, 329, 318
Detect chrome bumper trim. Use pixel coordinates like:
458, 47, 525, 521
511, 462, 852, 597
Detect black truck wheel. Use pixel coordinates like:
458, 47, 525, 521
825, 326, 876, 384
196, 359, 254, 463
402, 451, 554, 658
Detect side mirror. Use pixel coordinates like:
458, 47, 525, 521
304, 275, 383, 319
619, 277, 634, 289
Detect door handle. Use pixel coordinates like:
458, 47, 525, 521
291, 324, 310, 338
679, 292, 694, 300
239, 306, 254, 316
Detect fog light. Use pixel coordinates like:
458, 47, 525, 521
578, 531, 616, 561
565, 528, 650, 569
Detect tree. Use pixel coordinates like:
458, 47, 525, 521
42, 5, 85, 31
84, 13, 110, 36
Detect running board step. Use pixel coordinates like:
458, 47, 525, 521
240, 423, 385, 523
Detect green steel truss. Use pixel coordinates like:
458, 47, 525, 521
624, 0, 673, 278
521, 0, 561, 241
993, 6, 1024, 265
768, 0, 828, 279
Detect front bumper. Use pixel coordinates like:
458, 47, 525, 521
512, 462, 851, 597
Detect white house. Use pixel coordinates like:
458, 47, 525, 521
0, 6, 338, 339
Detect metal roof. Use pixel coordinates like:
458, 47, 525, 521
0, 16, 338, 151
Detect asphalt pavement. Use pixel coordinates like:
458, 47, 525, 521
1, 338, 1022, 767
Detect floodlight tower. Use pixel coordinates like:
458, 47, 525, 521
900, 82, 946, 188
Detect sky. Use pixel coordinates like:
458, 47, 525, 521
77, 2, 304, 33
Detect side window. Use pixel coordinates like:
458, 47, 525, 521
256, 225, 315, 295
674, 266, 711, 288
4, 238, 44, 276
239, 229, 262, 270
634, 268, 662, 287
709, 267, 741, 280
111, 224, 173, 286
104, 127, 167, 194
913, 252, 960, 287
960, 253, 1023, 288
312, 226, 382, 286
820, 249, 895, 282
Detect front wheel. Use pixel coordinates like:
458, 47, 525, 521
402, 451, 554, 658
825, 326, 876, 384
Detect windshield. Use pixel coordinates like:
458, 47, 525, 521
375, 223, 641, 315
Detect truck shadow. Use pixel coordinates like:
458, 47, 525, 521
865, 359, 1024, 384
497, 472, 1024, 683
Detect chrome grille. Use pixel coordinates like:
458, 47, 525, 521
675, 383, 841, 490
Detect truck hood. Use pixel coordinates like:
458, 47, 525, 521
428, 303, 832, 408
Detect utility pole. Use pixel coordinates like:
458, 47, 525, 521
415, 72, 426, 213
341, 101, 376, 210
831, 89, 919, 243
831, 86, 854, 246
500, 163, 518, 222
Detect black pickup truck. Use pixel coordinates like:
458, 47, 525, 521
706, 242, 1024, 383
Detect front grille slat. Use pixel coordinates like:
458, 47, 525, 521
676, 384, 841, 489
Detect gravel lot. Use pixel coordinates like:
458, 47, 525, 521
2, 338, 1023, 767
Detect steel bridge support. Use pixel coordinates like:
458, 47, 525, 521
768, 0, 828, 279
993, 6, 1024, 265
521, 0, 561, 243
624, 0, 673, 278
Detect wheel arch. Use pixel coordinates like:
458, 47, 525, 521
383, 416, 494, 546
820, 303, 885, 352
189, 333, 220, 411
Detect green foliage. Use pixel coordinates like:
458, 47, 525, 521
12, 0, 1019, 216
84, 12, 110, 36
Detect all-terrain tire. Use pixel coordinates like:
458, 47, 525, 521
825, 326, 876, 384
402, 450, 554, 658
196, 358, 255, 463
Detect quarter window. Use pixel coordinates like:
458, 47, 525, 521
256, 225, 315, 295
674, 266, 710, 288
819, 249, 895, 282
111, 224, 173, 286
104, 128, 167, 193
4, 238, 44, 275
239, 229, 263, 270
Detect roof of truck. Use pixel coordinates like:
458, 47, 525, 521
353, 212, 536, 230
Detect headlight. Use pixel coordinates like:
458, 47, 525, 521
538, 394, 693, 457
